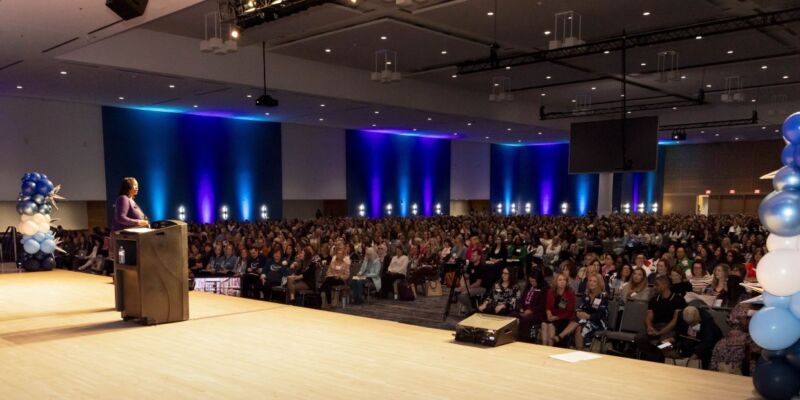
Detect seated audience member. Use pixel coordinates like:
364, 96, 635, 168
241, 247, 266, 299
669, 268, 693, 297
637, 276, 687, 363
704, 264, 729, 297
647, 259, 670, 286
600, 254, 616, 278
688, 260, 713, 294
670, 306, 724, 369
350, 247, 382, 304
202, 243, 224, 276
608, 263, 632, 298
320, 246, 351, 307
382, 246, 409, 299
188, 244, 204, 276
287, 248, 316, 303
710, 302, 760, 375
618, 266, 651, 303
262, 250, 289, 301
456, 252, 487, 313
558, 274, 609, 350
76, 237, 103, 274
216, 243, 238, 276
744, 249, 761, 282
478, 267, 519, 315
577, 260, 601, 296
233, 248, 249, 277
518, 269, 548, 343
541, 273, 577, 347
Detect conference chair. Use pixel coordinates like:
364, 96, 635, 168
591, 299, 620, 352
600, 300, 648, 356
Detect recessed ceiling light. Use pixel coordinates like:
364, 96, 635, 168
540, 93, 546, 96
783, 75, 789, 79
319, 118, 324, 121
705, 84, 712, 88
169, 84, 175, 88
385, 61, 392, 65
265, 112, 270, 116
59, 71, 68, 75
517, 139, 522, 143
427, 117, 432, 121
672, 106, 677, 110
680, 75, 687, 79
620, 94, 625, 97
751, 99, 757, 103
591, 86, 596, 90
194, 105, 199, 108
467, 122, 472, 126
246, 94, 253, 98
640, 62, 647, 66
372, 123, 377, 127
626, 111, 632, 114
734, 137, 740, 141
762, 126, 766, 130
324, 48, 331, 53
487, 11, 494, 16
505, 66, 511, 70
538, 131, 542, 135
380, 36, 387, 40
374, 110, 380, 114
493, 83, 500, 87
700, 130, 705, 133
118, 96, 125, 100
412, 128, 417, 131
603, 50, 610, 54
761, 65, 768, 70
715, 133, 720, 137
320, 103, 326, 107
726, 50, 734, 54
544, 30, 551, 35
507, 128, 512, 131
451, 74, 457, 78
642, 11, 651, 16
545, 75, 552, 79
695, 35, 702, 40
571, 99, 577, 103
441, 50, 448, 55
453, 132, 458, 136
485, 136, 490, 139
15, 85, 22, 89
775, 129, 780, 133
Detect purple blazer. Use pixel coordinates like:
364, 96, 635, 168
112, 195, 145, 233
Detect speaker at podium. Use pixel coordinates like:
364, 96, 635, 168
114, 220, 189, 325
454, 314, 518, 347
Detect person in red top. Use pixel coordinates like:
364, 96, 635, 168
744, 249, 762, 282
541, 273, 576, 346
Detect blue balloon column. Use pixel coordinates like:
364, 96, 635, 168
752, 111, 800, 400
14, 172, 63, 272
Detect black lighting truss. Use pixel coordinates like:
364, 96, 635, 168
219, 0, 335, 30
457, 7, 800, 75
659, 111, 759, 131
540, 97, 704, 120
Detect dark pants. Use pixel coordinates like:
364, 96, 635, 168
518, 312, 542, 343
320, 277, 345, 305
381, 272, 405, 297
241, 274, 262, 299
350, 279, 368, 304
262, 281, 283, 302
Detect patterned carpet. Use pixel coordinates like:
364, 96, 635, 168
336, 293, 463, 331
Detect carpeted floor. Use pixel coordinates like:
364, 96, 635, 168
336, 293, 462, 330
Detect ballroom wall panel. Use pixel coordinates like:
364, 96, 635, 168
102, 107, 282, 223
346, 130, 450, 217
490, 144, 599, 215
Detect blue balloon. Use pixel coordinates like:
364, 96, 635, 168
30, 172, 41, 181
21, 258, 40, 271
762, 348, 789, 360
782, 144, 797, 167
773, 165, 800, 191
764, 292, 791, 308
20, 180, 36, 196
759, 190, 800, 236
19, 200, 37, 216
31, 194, 45, 205
38, 204, 52, 215
39, 239, 56, 254
750, 307, 800, 350
753, 359, 800, 400
23, 238, 40, 255
33, 232, 46, 242
22, 173, 33, 182
44, 179, 54, 192
785, 338, 800, 371
783, 112, 800, 144
35, 183, 49, 196
791, 293, 800, 320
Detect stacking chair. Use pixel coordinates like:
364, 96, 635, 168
600, 300, 648, 355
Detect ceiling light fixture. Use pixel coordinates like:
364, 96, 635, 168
371, 123, 377, 127
246, 94, 253, 98
16, 85, 22, 89
783, 75, 789, 79
320, 103, 326, 107
59, 71, 68, 75
485, 136, 490, 139
706, 84, 712, 88
318, 118, 324, 121
591, 86, 596, 90
380, 35, 387, 40
194, 105, 199, 108
374, 110, 380, 114
538, 131, 542, 135
427, 117, 432, 121
545, 75, 552, 79
727, 50, 734, 54
603, 50, 610, 54
640, 62, 647, 66
695, 35, 702, 40
541, 93, 546, 96
642, 11, 651, 16
118, 96, 125, 100
169, 84, 175, 88
441, 50, 448, 55
544, 30, 551, 35
325, 48, 331, 53
761, 65, 768, 70
680, 75, 686, 79
451, 74, 457, 78
487, 11, 494, 16
505, 66, 511, 70
264, 112, 270, 115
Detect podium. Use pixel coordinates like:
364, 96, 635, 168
113, 220, 189, 325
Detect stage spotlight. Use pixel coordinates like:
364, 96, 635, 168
560, 202, 569, 214
386, 203, 393, 216
260, 204, 268, 219
435, 203, 442, 215
510, 203, 517, 215
221, 205, 229, 221
622, 203, 631, 214
524, 202, 532, 214
358, 203, 366, 217
651, 202, 659, 213
411, 203, 418, 216
496, 203, 503, 214
637, 203, 645, 213
178, 205, 186, 221
230, 27, 240, 39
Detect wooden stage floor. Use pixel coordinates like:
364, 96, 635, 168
0, 270, 756, 400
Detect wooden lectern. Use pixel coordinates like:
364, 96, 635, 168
113, 220, 189, 325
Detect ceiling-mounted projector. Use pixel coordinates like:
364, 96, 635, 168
256, 94, 279, 107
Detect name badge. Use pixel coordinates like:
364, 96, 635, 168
592, 298, 602, 308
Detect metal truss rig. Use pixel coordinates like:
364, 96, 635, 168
659, 111, 758, 131
219, 0, 335, 30
540, 90, 705, 120
457, 7, 800, 74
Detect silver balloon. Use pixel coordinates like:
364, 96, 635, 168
774, 165, 800, 191
31, 194, 45, 205
20, 201, 37, 216
760, 190, 800, 236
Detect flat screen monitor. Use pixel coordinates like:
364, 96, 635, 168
569, 116, 658, 173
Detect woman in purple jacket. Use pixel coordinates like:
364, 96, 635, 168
112, 177, 149, 233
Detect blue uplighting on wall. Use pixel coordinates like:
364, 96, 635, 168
490, 143, 598, 216
346, 130, 450, 218
102, 107, 282, 224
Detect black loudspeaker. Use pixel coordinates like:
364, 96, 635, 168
106, 0, 148, 20
454, 314, 518, 347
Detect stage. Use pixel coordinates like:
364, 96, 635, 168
0, 269, 754, 399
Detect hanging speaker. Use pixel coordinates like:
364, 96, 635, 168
106, 0, 149, 20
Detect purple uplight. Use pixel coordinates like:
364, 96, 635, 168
423, 175, 433, 216
540, 180, 553, 215
362, 129, 455, 140
632, 173, 641, 213
198, 174, 214, 223
370, 174, 381, 218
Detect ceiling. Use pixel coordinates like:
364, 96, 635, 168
1, 0, 799, 145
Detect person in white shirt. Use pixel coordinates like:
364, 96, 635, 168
382, 246, 409, 299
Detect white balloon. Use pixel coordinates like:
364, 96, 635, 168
32, 213, 46, 224
18, 220, 38, 236
766, 234, 800, 251
20, 214, 34, 222
36, 221, 50, 233
757, 249, 800, 296
44, 214, 51, 223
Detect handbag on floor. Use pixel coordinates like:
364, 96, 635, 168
397, 279, 416, 301
424, 280, 443, 296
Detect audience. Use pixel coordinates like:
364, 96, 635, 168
478, 267, 519, 315
542, 273, 576, 346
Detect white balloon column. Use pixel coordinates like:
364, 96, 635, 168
750, 112, 800, 400
15, 172, 64, 271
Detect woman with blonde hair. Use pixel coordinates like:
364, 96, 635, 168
558, 274, 609, 349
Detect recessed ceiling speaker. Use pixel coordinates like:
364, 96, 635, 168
106, 0, 149, 20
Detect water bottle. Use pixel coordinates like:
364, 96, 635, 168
118, 246, 126, 265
